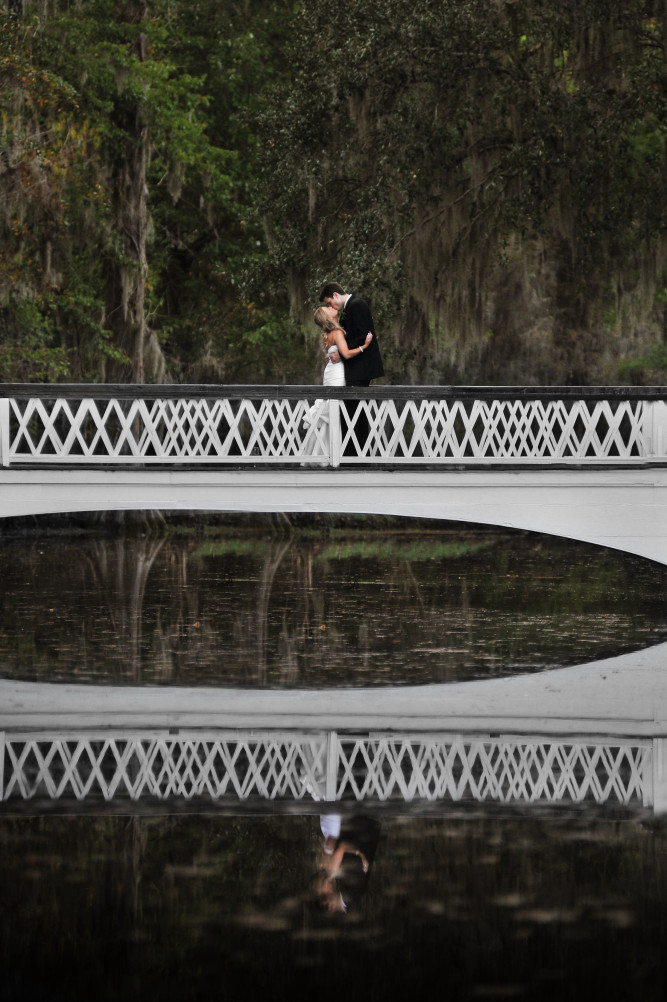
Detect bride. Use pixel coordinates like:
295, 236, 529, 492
313, 304, 373, 385
301, 306, 373, 461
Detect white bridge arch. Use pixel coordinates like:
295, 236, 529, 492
2, 383, 667, 563
2, 639, 666, 815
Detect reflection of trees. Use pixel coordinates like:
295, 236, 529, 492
1, 527, 666, 687
85, 536, 166, 680
255, 538, 293, 684
83, 533, 347, 686
110, 817, 148, 933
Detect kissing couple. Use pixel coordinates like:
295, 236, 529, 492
313, 282, 384, 387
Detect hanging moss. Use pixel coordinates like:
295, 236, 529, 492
256, 0, 667, 385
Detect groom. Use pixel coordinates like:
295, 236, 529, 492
318, 282, 384, 385
319, 282, 384, 455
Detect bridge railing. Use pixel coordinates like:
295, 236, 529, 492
1, 728, 653, 811
2, 384, 667, 467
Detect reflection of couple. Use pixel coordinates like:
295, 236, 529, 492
312, 814, 381, 914
314, 282, 384, 387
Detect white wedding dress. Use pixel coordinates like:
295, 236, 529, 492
322, 344, 346, 386
302, 346, 345, 461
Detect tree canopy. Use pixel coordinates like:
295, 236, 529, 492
257, 0, 667, 383
1, 0, 666, 384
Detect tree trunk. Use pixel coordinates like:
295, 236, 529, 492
104, 0, 154, 383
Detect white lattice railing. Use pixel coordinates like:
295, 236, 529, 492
2, 385, 667, 467
1, 730, 652, 810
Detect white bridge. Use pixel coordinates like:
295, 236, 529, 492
2, 383, 667, 562
2, 639, 666, 815
1, 385, 666, 816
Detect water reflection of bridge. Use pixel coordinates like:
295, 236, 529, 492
3, 640, 666, 816
2, 728, 654, 814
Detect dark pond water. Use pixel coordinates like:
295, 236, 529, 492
0, 517, 666, 687
2, 517, 667, 1000
1, 810, 666, 1002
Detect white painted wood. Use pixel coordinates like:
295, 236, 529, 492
329, 400, 341, 468
0, 399, 8, 467
4, 392, 666, 466
644, 400, 667, 456
326, 729, 338, 801
654, 738, 667, 815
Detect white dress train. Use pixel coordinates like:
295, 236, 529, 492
302, 346, 345, 461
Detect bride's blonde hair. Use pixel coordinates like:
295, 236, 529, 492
313, 306, 339, 352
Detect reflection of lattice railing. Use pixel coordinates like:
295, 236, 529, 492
2, 388, 667, 466
1, 731, 652, 808
333, 735, 650, 805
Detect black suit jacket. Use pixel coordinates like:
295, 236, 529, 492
339, 294, 384, 382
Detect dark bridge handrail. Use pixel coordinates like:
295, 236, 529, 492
1, 383, 667, 401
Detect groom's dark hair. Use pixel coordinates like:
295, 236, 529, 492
319, 281, 345, 301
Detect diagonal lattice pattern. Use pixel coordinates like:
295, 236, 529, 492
1, 731, 651, 808
2, 393, 664, 465
7, 397, 328, 464
334, 735, 649, 804
345, 398, 650, 461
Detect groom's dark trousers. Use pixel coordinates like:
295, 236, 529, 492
340, 294, 383, 457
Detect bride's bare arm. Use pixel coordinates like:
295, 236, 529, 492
333, 328, 372, 359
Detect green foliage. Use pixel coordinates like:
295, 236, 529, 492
252, 0, 667, 381
0, 295, 69, 381
145, 0, 298, 379
618, 344, 667, 381
0, 0, 295, 382
1, 0, 667, 384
